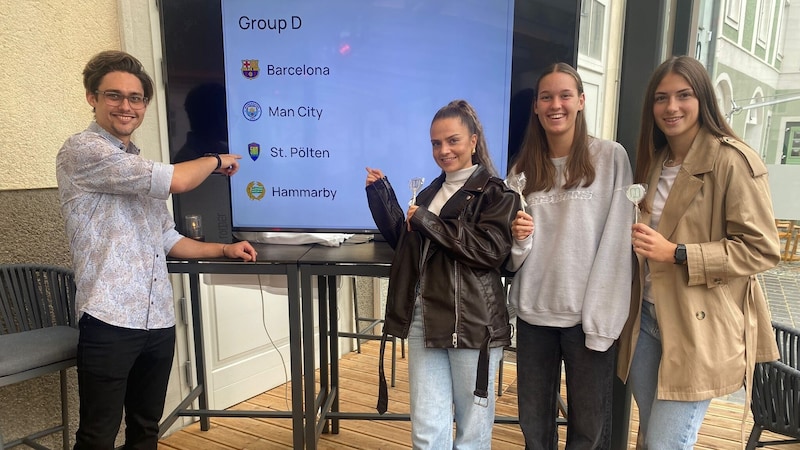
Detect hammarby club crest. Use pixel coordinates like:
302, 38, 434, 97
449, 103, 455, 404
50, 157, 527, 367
242, 60, 259, 79
247, 181, 266, 200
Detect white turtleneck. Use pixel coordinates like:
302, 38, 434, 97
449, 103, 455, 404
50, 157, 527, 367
427, 165, 478, 216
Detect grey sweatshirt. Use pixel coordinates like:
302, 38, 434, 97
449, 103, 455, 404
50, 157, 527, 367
507, 138, 634, 351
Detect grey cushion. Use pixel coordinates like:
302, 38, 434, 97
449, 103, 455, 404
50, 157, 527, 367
0, 326, 78, 378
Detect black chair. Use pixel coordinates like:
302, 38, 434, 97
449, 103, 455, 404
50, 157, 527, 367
0, 264, 78, 450
337, 277, 404, 387
747, 321, 800, 449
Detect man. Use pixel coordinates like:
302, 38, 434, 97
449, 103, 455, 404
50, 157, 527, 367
56, 50, 257, 450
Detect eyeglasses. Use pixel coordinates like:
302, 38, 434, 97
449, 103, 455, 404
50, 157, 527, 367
94, 90, 149, 109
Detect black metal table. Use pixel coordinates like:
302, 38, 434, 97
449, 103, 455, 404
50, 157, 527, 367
297, 241, 395, 449
166, 240, 631, 448
165, 243, 312, 450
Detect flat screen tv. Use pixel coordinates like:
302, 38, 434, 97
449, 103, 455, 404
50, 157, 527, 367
160, 0, 578, 237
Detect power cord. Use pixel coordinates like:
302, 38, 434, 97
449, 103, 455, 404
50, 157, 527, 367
257, 273, 291, 411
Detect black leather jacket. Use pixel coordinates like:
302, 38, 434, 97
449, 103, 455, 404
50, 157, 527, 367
366, 165, 518, 412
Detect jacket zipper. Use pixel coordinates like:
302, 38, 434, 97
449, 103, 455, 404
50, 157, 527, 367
452, 261, 459, 347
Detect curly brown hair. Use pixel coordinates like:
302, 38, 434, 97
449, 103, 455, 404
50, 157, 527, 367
82, 50, 154, 101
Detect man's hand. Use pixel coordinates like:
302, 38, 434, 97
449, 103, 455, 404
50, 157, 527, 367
223, 240, 258, 261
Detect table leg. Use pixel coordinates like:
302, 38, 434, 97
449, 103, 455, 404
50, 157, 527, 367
327, 276, 340, 434
302, 271, 318, 449
784, 222, 794, 261
317, 276, 330, 434
286, 267, 304, 449
189, 273, 211, 430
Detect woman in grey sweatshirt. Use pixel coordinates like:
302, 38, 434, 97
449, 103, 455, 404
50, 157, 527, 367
506, 62, 633, 450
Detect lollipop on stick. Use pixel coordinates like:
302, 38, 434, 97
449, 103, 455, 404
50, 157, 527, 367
409, 177, 425, 206
625, 183, 647, 223
506, 172, 528, 210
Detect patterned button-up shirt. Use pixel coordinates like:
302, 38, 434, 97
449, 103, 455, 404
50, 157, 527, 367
56, 122, 183, 329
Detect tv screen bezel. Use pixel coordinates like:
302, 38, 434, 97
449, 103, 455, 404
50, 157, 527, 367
159, 0, 579, 236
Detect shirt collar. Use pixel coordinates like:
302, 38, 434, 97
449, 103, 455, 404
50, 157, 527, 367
87, 121, 141, 155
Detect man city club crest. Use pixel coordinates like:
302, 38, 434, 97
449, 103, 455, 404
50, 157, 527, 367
243, 101, 262, 121
247, 181, 266, 200
241, 60, 259, 79
248, 142, 261, 161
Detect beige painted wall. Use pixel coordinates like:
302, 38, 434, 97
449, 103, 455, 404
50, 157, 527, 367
0, 1, 121, 190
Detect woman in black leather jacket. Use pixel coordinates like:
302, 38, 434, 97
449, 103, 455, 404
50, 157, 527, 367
365, 99, 518, 449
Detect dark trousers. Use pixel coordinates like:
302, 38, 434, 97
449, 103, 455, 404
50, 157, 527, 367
516, 319, 615, 450
74, 314, 175, 450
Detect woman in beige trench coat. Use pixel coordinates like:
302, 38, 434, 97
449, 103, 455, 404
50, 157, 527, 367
616, 56, 781, 449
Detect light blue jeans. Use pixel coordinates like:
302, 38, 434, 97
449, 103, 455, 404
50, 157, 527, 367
628, 301, 711, 449
407, 300, 503, 450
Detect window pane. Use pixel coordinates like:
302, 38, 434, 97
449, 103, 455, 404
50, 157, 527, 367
578, 0, 604, 60
726, 0, 741, 24
757, 0, 773, 45
579, 6, 591, 56
589, 2, 605, 59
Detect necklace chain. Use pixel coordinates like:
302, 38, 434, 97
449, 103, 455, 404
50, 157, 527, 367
664, 152, 682, 167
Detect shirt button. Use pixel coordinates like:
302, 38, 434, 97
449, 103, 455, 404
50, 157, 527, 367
696, 311, 706, 320
713, 278, 722, 284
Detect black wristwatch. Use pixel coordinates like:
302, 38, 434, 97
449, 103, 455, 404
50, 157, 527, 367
204, 152, 222, 170
674, 243, 687, 265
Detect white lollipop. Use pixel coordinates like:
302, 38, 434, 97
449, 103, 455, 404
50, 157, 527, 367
625, 183, 648, 223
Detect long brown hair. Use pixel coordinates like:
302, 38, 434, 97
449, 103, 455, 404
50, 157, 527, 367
634, 56, 739, 185
431, 99, 498, 177
512, 62, 594, 193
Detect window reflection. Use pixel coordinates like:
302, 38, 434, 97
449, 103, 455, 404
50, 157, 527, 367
698, 0, 800, 166
579, 0, 605, 60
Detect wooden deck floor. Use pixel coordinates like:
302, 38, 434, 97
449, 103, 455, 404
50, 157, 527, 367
159, 342, 800, 449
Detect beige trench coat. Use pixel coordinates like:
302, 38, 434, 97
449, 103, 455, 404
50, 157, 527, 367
617, 128, 780, 402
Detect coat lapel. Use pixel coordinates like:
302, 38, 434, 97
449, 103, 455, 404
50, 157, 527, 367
655, 130, 718, 240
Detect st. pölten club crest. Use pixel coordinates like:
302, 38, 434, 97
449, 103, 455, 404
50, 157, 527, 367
248, 142, 260, 161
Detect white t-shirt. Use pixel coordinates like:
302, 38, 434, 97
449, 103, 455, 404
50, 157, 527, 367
643, 163, 680, 304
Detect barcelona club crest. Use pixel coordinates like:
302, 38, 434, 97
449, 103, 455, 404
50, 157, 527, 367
241, 60, 259, 79
248, 142, 261, 161
242, 101, 262, 121
246, 181, 266, 201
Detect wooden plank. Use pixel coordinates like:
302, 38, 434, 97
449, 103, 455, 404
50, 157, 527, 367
160, 341, 800, 449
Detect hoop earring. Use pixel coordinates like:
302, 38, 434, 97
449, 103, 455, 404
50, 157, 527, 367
471, 148, 476, 155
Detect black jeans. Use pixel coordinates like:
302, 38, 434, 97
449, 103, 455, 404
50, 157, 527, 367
516, 319, 615, 450
73, 314, 175, 450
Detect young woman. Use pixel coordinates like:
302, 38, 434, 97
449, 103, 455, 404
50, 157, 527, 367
507, 62, 634, 449
617, 55, 781, 448
365, 99, 518, 449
